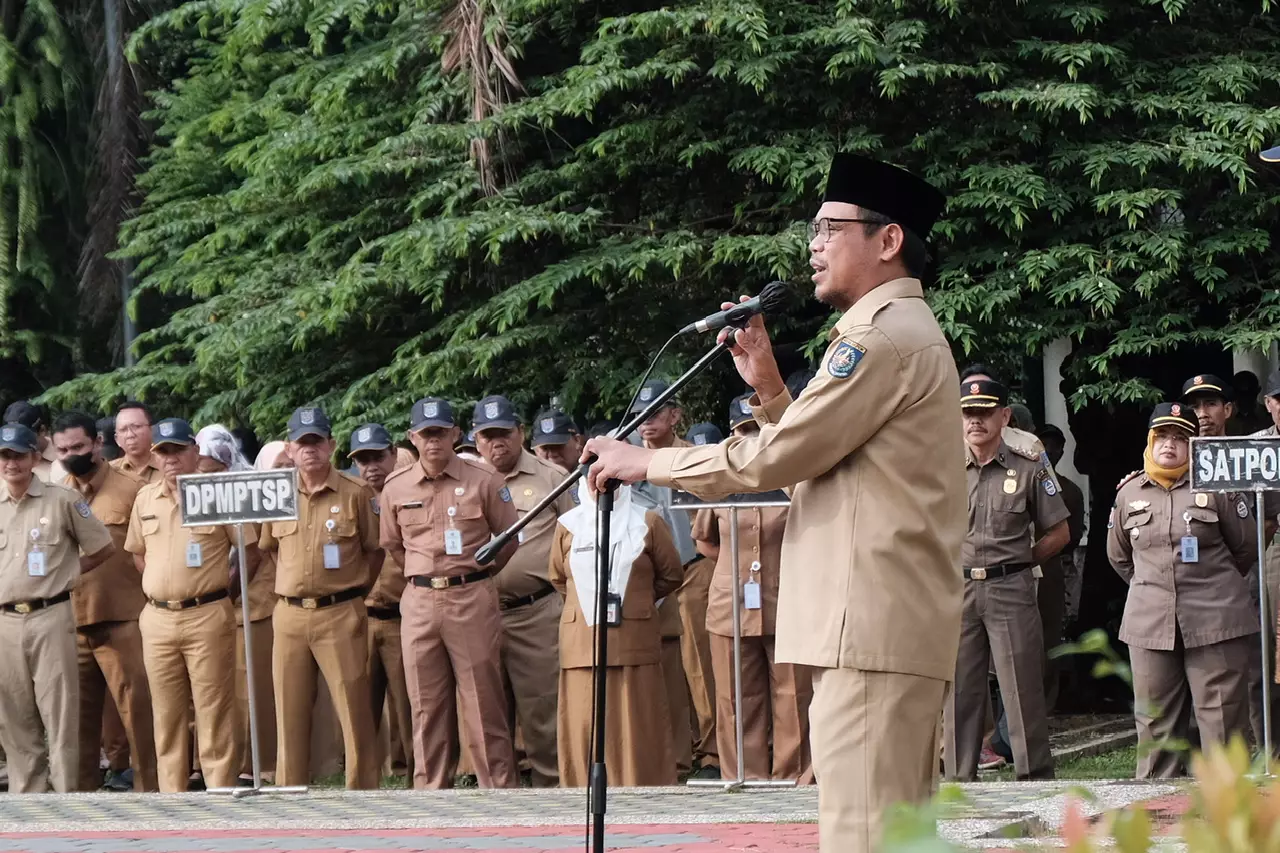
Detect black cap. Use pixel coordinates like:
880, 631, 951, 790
0, 423, 38, 453
686, 423, 724, 447
3, 401, 44, 430
960, 379, 1008, 409
348, 423, 392, 457
531, 409, 577, 448
1149, 402, 1198, 435
456, 431, 477, 452
630, 379, 674, 414
1181, 374, 1231, 402
822, 154, 946, 240
287, 406, 332, 441
411, 397, 455, 432
472, 395, 519, 431
728, 392, 755, 428
151, 418, 197, 449
1265, 369, 1280, 399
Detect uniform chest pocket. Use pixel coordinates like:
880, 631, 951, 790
270, 520, 299, 539
449, 503, 485, 529
1122, 510, 1153, 546
993, 494, 1025, 514
323, 518, 357, 539
140, 516, 162, 537
398, 507, 431, 532
1183, 507, 1223, 543
189, 525, 220, 541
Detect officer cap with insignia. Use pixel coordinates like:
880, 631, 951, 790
823, 153, 947, 242
728, 392, 755, 429
1180, 373, 1231, 404
410, 397, 455, 432
0, 423, 38, 453
287, 406, 332, 441
1149, 402, 1198, 436
959, 379, 1009, 410
629, 378, 675, 414
151, 418, 197, 450
472, 395, 519, 432
348, 423, 393, 458
531, 409, 578, 448
686, 423, 724, 447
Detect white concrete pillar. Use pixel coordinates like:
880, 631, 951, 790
1233, 346, 1279, 383
1043, 337, 1090, 543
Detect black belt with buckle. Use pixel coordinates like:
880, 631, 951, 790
411, 569, 491, 590
366, 604, 401, 620
964, 563, 1032, 581
284, 587, 364, 610
148, 589, 229, 611
500, 584, 556, 612
0, 589, 71, 615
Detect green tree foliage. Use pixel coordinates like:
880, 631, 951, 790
43, 0, 1280, 439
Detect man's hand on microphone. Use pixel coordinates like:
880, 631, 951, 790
580, 438, 654, 494
717, 296, 785, 403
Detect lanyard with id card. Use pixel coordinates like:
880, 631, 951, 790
743, 560, 763, 610
27, 527, 46, 577
1180, 511, 1199, 563
324, 519, 341, 569
445, 506, 463, 555
186, 539, 203, 568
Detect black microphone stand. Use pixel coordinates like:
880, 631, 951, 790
476, 336, 733, 853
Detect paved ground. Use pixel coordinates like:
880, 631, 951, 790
0, 780, 1180, 851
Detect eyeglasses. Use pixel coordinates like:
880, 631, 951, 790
115, 424, 149, 435
808, 217, 887, 243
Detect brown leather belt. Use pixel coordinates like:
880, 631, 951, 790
283, 587, 364, 610
964, 563, 1032, 581
500, 584, 556, 612
366, 604, 401, 620
410, 569, 491, 590
148, 589, 229, 611
0, 590, 71, 615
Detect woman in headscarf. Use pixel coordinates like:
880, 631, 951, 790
550, 480, 683, 786
1108, 403, 1257, 778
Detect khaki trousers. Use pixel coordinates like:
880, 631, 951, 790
810, 668, 946, 853
499, 592, 561, 787
709, 633, 811, 780
76, 620, 157, 791
401, 580, 516, 789
0, 602, 79, 792
679, 557, 718, 768
368, 613, 414, 785
272, 598, 379, 789
661, 636, 693, 774
139, 599, 238, 792
235, 618, 276, 777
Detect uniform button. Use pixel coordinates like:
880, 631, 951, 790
752, 546, 759, 553
751, 525, 759, 531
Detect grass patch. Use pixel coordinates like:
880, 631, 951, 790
987, 743, 1138, 781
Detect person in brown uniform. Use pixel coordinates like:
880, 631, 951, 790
350, 423, 415, 783
53, 413, 158, 792
550, 481, 683, 786
531, 409, 584, 474
691, 394, 812, 781
125, 418, 260, 793
379, 397, 520, 789
4, 402, 67, 483
1108, 403, 1258, 778
0, 422, 114, 792
258, 407, 382, 790
111, 403, 161, 485
471, 395, 575, 787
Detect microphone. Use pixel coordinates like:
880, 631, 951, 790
679, 281, 789, 335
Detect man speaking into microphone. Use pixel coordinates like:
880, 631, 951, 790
584, 153, 966, 853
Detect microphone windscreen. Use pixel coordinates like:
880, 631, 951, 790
758, 280, 789, 314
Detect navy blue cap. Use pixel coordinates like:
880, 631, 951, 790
0, 423, 39, 453
456, 431, 477, 452
472, 395, 519, 431
287, 406, 332, 441
348, 423, 393, 457
960, 379, 1008, 409
2, 401, 44, 430
411, 397, 455, 431
1150, 402, 1198, 435
531, 409, 577, 447
630, 379, 675, 414
151, 418, 196, 449
1262, 145, 1280, 163
728, 393, 755, 428
686, 423, 724, 447
1181, 374, 1231, 402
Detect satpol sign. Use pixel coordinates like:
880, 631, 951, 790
1189, 436, 1280, 493
177, 469, 299, 526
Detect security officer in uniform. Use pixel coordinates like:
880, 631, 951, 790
1108, 403, 1257, 777
349, 423, 415, 782
530, 409, 584, 474
52, 412, 158, 792
125, 418, 260, 793
0, 423, 114, 792
585, 153, 967, 852
110, 403, 161, 485
3, 402, 66, 483
379, 397, 520, 789
258, 407, 382, 790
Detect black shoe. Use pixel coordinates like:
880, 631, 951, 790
690, 765, 721, 780
101, 769, 133, 792
187, 771, 206, 792
236, 775, 255, 787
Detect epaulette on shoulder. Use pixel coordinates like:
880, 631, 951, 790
1002, 426, 1045, 462
383, 465, 414, 484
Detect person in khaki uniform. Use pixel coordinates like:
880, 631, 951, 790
1109, 403, 1258, 778
530, 409, 584, 474
257, 407, 382, 790
52, 413, 158, 792
379, 397, 520, 790
125, 418, 260, 793
691, 395, 812, 782
550, 481, 682, 786
110, 403, 161, 485
471, 395, 577, 788
0, 422, 115, 793
944, 379, 1068, 781
349, 423, 415, 783
585, 155, 967, 853
4, 402, 67, 484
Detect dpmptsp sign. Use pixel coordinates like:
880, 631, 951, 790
1189, 437, 1280, 493
177, 469, 300, 527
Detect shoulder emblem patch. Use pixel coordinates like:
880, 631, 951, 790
1238, 499, 1250, 519
827, 341, 866, 379
1043, 477, 1057, 497
74, 500, 92, 519
499, 486, 512, 503
371, 497, 380, 516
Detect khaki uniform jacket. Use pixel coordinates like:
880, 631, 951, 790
496, 451, 577, 600
692, 506, 787, 637
549, 511, 683, 668
0, 478, 113, 604
111, 456, 161, 486
647, 278, 968, 680
65, 464, 147, 626
964, 441, 1069, 568
1107, 474, 1256, 650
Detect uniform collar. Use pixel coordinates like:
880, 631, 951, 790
416, 454, 465, 482
72, 462, 111, 498
509, 451, 539, 480
41, 443, 57, 464
830, 277, 923, 341
965, 440, 1008, 469
299, 466, 343, 496
1137, 472, 1190, 489
1, 476, 43, 502
122, 455, 158, 478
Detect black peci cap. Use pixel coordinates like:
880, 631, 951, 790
1149, 402, 1198, 435
822, 154, 946, 240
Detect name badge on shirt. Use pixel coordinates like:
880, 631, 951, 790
1180, 536, 1199, 564
444, 529, 463, 556
186, 542, 203, 568
743, 581, 762, 610
323, 543, 341, 570
27, 551, 46, 577
605, 592, 622, 627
